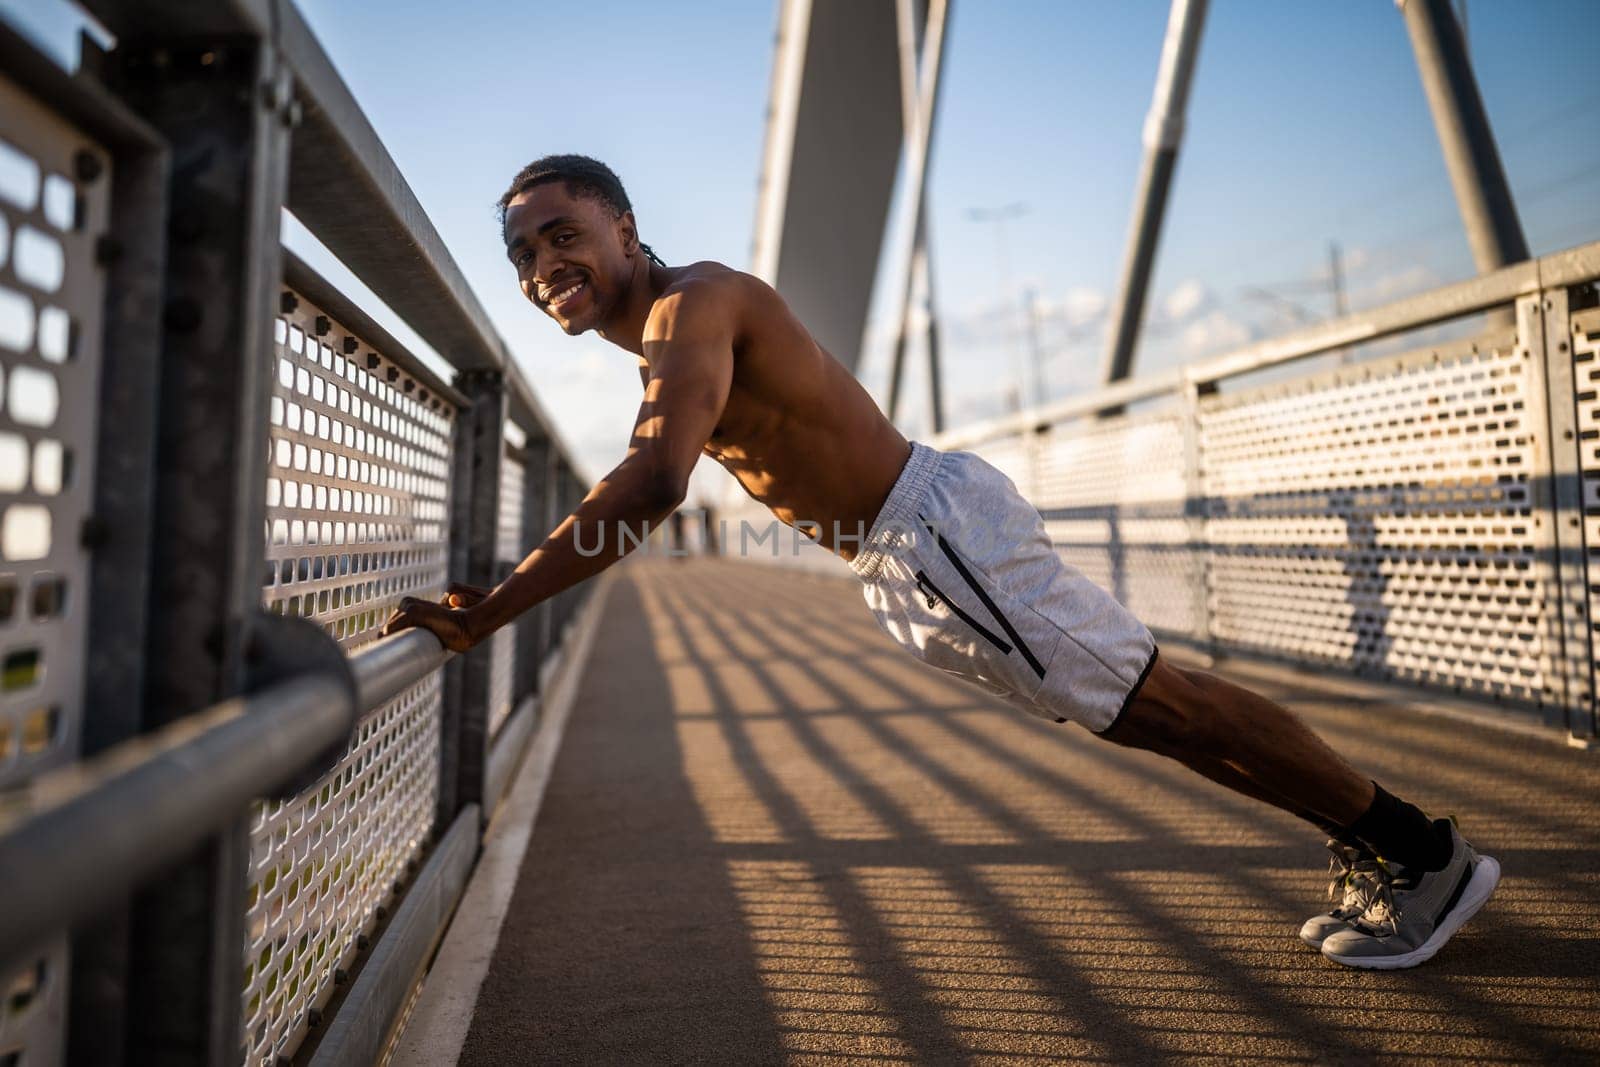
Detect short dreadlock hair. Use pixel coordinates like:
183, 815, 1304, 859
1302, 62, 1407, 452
496, 154, 665, 266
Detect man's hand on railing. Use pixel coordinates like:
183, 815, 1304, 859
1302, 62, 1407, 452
380, 583, 492, 653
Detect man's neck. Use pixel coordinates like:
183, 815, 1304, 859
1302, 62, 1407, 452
597, 257, 673, 356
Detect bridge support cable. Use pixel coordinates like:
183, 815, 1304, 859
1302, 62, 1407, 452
1399, 0, 1529, 277
885, 0, 950, 434
1098, 0, 1209, 401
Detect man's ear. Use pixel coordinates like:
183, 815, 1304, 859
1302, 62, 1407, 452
618, 210, 640, 256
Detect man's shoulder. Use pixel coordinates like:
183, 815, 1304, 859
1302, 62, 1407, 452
661, 261, 764, 299
651, 263, 772, 325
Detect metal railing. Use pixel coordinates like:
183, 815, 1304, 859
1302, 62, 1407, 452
933, 240, 1600, 743
0, 3, 600, 1065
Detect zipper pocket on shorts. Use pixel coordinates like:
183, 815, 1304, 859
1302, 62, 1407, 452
917, 515, 1047, 680
913, 569, 1013, 657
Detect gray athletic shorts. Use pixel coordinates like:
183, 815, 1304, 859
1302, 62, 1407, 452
851, 441, 1159, 732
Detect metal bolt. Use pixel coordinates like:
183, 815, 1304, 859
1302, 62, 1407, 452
73, 149, 102, 183
386, 368, 399, 383
403, 378, 415, 393
357, 934, 370, 950
164, 298, 202, 333
260, 80, 290, 113
94, 236, 123, 266
314, 315, 331, 337
375, 905, 388, 920
366, 353, 380, 370
307, 1008, 322, 1028
334, 968, 348, 985
343, 337, 358, 354
418, 389, 429, 402
281, 291, 298, 314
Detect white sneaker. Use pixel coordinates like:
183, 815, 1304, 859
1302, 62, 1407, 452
1320, 820, 1500, 970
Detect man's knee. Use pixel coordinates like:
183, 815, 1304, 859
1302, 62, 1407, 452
1102, 657, 1224, 756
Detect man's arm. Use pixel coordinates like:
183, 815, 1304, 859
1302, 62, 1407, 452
381, 283, 734, 651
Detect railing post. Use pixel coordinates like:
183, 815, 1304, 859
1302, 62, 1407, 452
68, 87, 168, 1067
111, 36, 292, 1067
1528, 287, 1596, 741
1181, 376, 1216, 653
440, 369, 507, 823
516, 434, 552, 703
536, 444, 562, 664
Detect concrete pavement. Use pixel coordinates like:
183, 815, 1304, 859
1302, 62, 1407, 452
456, 556, 1600, 1065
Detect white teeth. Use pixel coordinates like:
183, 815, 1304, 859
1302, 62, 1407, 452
546, 281, 583, 304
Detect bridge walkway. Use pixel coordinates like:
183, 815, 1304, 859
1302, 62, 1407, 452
448, 557, 1600, 1065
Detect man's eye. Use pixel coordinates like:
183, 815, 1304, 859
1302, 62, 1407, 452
555, 232, 575, 246
514, 251, 532, 267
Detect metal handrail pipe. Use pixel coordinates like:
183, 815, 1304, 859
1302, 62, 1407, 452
353, 629, 452, 711
0, 674, 352, 970
0, 628, 452, 971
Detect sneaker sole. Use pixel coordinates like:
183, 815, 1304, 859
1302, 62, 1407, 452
1321, 855, 1501, 970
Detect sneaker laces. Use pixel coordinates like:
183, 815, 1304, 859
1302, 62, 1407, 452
1355, 858, 1404, 936
1323, 841, 1381, 918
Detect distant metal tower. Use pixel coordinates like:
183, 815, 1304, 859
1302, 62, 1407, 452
884, 0, 951, 433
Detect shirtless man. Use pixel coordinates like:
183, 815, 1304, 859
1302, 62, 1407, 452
382, 155, 1499, 969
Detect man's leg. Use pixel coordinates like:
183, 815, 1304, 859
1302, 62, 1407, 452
1099, 652, 1503, 969
1101, 653, 1463, 878
1102, 654, 1374, 828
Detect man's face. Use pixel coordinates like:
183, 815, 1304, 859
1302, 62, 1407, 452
504, 181, 636, 335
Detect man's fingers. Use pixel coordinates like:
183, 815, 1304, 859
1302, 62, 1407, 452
381, 597, 425, 637
444, 583, 490, 609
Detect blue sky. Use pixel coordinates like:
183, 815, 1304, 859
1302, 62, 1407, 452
8, 1, 1597, 488
287, 0, 1596, 481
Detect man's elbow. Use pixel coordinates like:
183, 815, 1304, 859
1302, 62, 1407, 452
640, 471, 688, 514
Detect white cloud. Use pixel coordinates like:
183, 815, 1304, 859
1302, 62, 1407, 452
1178, 308, 1253, 358
1163, 278, 1211, 321
1354, 263, 1438, 304
1063, 287, 1108, 326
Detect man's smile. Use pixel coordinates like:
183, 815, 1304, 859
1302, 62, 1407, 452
541, 278, 587, 311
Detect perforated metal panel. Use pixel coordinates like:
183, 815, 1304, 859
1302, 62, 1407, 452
948, 323, 1563, 711
263, 291, 453, 650
1569, 302, 1600, 723
1200, 330, 1552, 702
246, 290, 454, 1065
488, 448, 525, 738
1029, 411, 1200, 637
241, 676, 440, 1065
0, 71, 110, 1067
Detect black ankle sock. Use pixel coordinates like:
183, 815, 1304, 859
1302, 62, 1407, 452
1314, 816, 1364, 852
1343, 782, 1452, 872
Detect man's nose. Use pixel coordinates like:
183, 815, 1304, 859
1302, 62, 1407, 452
534, 252, 568, 287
